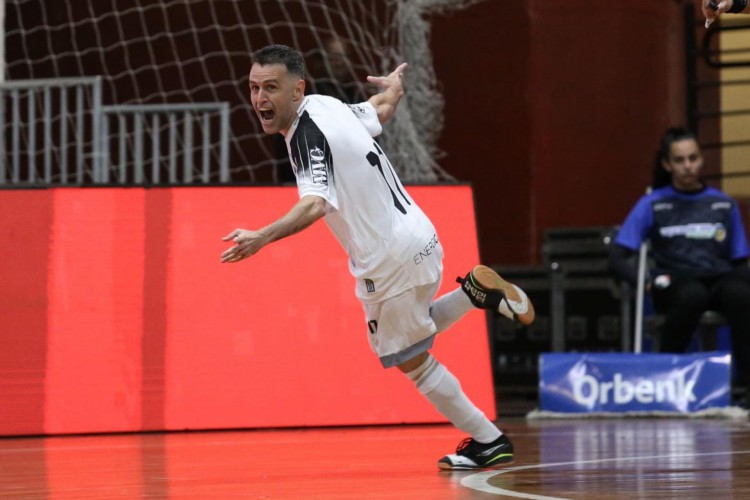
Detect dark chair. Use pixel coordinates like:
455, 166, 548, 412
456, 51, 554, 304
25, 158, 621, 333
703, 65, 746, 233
542, 226, 632, 352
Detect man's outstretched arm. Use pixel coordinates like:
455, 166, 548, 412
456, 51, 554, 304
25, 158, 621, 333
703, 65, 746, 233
366, 63, 407, 124
220, 195, 328, 263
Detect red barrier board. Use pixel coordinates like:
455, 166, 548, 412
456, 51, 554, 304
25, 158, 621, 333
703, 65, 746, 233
0, 186, 495, 435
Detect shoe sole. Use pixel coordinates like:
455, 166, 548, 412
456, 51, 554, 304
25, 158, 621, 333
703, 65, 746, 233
471, 265, 535, 326
437, 456, 515, 471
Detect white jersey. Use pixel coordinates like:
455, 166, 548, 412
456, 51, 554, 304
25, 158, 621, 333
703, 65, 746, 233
285, 95, 442, 303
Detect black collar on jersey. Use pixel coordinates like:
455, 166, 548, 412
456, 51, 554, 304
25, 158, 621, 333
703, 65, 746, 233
671, 183, 707, 195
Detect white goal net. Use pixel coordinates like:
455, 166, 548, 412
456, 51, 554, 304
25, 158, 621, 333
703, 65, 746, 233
3, 0, 483, 185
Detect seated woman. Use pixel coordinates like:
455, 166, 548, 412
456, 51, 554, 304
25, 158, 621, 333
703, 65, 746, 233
609, 127, 750, 402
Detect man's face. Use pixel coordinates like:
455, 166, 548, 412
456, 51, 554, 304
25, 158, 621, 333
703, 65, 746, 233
663, 138, 704, 191
248, 63, 305, 136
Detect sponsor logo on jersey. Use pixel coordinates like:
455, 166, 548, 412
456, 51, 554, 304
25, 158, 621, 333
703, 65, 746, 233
711, 201, 731, 211
659, 222, 726, 240
653, 202, 673, 211
365, 279, 376, 293
348, 104, 368, 115
309, 147, 328, 184
413, 233, 439, 265
572, 372, 697, 406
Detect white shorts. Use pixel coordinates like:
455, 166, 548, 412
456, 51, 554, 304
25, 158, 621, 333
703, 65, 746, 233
362, 279, 442, 368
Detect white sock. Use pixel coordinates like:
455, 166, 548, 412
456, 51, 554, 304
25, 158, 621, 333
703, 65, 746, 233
406, 354, 501, 444
429, 288, 474, 333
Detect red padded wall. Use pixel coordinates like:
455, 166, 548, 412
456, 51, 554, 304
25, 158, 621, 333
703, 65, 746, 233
0, 190, 53, 435
45, 189, 147, 434
0, 186, 494, 435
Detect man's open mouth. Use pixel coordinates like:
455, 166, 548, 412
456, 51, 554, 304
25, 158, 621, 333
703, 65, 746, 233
259, 109, 274, 121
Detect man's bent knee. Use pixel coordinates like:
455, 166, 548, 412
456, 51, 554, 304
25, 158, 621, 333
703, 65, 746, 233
397, 351, 430, 373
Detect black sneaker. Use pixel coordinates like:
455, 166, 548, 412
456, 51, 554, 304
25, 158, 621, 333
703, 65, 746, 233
437, 434, 514, 470
456, 265, 535, 325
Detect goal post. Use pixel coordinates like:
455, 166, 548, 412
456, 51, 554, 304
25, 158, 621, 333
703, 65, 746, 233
4, 0, 483, 185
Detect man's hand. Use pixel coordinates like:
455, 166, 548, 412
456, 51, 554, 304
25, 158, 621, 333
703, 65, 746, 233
366, 63, 407, 124
366, 63, 407, 94
704, 0, 732, 28
219, 195, 327, 264
220, 228, 269, 263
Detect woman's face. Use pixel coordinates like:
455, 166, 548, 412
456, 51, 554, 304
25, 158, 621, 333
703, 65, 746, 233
663, 138, 704, 191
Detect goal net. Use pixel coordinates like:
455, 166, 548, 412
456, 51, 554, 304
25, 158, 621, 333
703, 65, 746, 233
3, 0, 483, 184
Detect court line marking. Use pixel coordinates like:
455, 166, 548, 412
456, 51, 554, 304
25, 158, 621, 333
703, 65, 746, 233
461, 449, 750, 499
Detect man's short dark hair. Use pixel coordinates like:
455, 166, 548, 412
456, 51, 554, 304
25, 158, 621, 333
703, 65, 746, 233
251, 44, 305, 79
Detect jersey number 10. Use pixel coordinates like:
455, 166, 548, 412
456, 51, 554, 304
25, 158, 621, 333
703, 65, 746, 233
366, 141, 412, 215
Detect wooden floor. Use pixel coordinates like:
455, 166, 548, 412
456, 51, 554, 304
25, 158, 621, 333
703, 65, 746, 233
1, 416, 749, 499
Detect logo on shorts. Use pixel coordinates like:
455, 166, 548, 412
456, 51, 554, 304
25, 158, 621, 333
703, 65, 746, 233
368, 320, 378, 334
365, 279, 376, 293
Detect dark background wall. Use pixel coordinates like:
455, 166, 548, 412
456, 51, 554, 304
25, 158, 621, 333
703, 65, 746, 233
431, 0, 690, 265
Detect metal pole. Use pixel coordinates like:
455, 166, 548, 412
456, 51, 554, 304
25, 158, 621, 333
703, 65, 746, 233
0, 0, 6, 83
183, 111, 193, 183
101, 116, 109, 182
117, 114, 126, 184
134, 112, 143, 184
168, 113, 177, 184
92, 77, 102, 183
201, 112, 210, 183
151, 114, 160, 184
60, 86, 68, 184
634, 186, 654, 354
76, 86, 84, 184
634, 243, 648, 353
27, 89, 36, 183
43, 86, 52, 183
220, 102, 230, 183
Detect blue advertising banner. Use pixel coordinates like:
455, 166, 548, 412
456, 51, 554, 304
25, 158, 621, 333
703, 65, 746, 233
539, 352, 731, 413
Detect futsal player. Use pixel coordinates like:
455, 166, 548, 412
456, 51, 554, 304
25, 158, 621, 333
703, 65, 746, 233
220, 44, 535, 470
